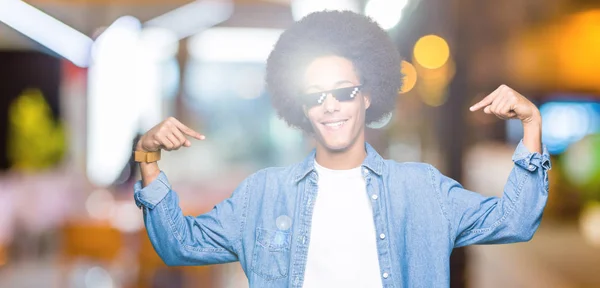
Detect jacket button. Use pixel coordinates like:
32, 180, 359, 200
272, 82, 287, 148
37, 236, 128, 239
371, 194, 378, 200
382, 272, 389, 279
380, 233, 386, 240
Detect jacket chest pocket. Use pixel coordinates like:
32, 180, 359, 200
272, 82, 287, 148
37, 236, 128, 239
251, 227, 291, 281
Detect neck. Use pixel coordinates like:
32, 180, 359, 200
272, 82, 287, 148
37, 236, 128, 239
315, 135, 366, 170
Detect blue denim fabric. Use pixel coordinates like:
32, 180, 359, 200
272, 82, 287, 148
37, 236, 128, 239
134, 141, 551, 287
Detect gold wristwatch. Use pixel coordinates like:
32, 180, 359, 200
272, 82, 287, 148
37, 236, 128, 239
134, 150, 161, 163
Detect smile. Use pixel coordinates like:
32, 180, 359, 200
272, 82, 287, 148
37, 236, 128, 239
321, 119, 348, 129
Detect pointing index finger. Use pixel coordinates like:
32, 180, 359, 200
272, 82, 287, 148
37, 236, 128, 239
470, 85, 503, 111
170, 118, 205, 140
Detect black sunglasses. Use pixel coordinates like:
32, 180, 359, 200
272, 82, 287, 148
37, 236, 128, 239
300, 85, 363, 108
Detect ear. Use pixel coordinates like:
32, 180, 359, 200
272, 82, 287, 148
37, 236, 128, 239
363, 94, 371, 109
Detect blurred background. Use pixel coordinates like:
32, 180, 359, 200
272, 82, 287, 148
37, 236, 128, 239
1, 0, 600, 287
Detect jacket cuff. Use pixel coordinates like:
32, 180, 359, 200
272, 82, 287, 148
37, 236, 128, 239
133, 171, 172, 209
511, 139, 552, 172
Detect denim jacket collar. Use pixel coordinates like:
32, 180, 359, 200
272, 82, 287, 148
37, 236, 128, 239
293, 142, 384, 183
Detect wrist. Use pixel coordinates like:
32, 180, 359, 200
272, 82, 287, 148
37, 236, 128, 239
522, 110, 542, 128
139, 162, 161, 187
521, 112, 543, 154
522, 116, 541, 138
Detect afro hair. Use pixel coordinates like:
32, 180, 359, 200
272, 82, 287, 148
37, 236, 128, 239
266, 10, 402, 132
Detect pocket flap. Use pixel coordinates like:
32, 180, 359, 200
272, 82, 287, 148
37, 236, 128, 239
256, 227, 291, 251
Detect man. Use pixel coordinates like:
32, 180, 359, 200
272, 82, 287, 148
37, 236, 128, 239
133, 11, 550, 288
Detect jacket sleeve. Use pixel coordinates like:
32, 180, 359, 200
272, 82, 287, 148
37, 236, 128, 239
134, 171, 251, 266
429, 139, 551, 248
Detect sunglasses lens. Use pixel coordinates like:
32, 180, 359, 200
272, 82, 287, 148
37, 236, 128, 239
332, 87, 359, 102
301, 86, 361, 107
303, 92, 323, 107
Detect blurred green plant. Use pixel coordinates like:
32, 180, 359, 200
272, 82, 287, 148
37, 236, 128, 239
7, 88, 66, 171
562, 134, 600, 202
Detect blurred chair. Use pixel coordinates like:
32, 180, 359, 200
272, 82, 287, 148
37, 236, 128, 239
58, 221, 124, 287
137, 230, 220, 288
61, 222, 122, 261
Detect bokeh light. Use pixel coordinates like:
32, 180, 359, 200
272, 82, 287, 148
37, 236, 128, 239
555, 10, 600, 92
413, 35, 450, 69
563, 134, 600, 190
291, 0, 361, 21
417, 81, 448, 107
85, 266, 115, 288
109, 202, 144, 233
540, 101, 600, 154
85, 189, 116, 220
399, 60, 417, 94
413, 55, 454, 107
580, 202, 600, 248
415, 57, 455, 82
506, 10, 600, 93
367, 112, 394, 129
364, 0, 408, 30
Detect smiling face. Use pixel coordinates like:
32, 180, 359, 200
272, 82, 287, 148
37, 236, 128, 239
302, 55, 371, 152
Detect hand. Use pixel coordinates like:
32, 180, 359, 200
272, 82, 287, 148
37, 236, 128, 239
470, 84, 542, 153
136, 117, 205, 152
469, 84, 541, 125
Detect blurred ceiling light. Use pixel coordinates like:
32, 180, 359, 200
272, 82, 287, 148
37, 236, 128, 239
399, 60, 417, 94
188, 28, 283, 63
291, 0, 361, 21
414, 34, 450, 69
87, 16, 143, 187
145, 0, 233, 40
138, 27, 179, 62
0, 0, 93, 67
364, 0, 408, 30
91, 16, 142, 62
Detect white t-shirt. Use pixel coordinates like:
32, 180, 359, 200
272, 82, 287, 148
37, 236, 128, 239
302, 161, 383, 288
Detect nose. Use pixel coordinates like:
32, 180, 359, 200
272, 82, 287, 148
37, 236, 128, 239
322, 93, 340, 113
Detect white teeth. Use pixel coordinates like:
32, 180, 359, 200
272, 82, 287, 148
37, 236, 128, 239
324, 120, 346, 127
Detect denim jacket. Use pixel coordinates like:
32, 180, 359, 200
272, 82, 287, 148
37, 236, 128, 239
134, 141, 551, 288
